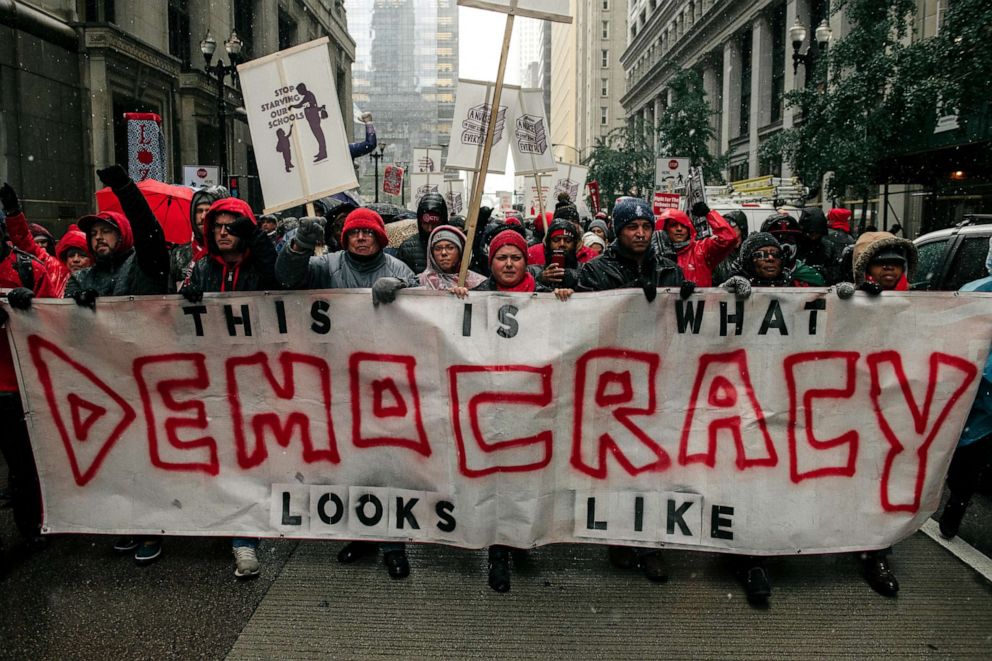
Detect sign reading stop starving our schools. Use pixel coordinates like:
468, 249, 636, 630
238, 38, 358, 214
6, 290, 991, 555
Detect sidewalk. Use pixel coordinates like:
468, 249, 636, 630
228, 532, 992, 660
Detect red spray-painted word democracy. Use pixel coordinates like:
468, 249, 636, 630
27, 324, 977, 517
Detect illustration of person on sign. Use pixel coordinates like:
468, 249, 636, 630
290, 83, 327, 162
275, 125, 294, 173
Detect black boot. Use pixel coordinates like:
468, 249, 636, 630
863, 551, 899, 597
337, 541, 377, 564
638, 550, 668, 583
743, 565, 771, 606
488, 546, 511, 593
939, 497, 968, 539
383, 548, 410, 579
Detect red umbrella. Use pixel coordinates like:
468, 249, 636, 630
96, 179, 194, 245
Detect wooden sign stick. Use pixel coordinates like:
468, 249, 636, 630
534, 172, 547, 227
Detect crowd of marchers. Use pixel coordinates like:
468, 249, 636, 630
0, 166, 989, 608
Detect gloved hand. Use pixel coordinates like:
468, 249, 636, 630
72, 288, 98, 310
859, 280, 883, 296
372, 277, 406, 306
722, 275, 752, 299
691, 201, 710, 218
293, 217, 326, 252
96, 165, 130, 190
679, 280, 696, 300
0, 183, 21, 215
360, 112, 374, 124
835, 282, 856, 299
181, 283, 204, 303
226, 215, 257, 241
6, 287, 34, 310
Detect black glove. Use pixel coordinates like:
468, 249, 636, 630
859, 280, 883, 296
96, 165, 130, 190
6, 287, 34, 310
0, 183, 20, 215
293, 217, 326, 252
679, 280, 696, 300
372, 277, 407, 306
181, 283, 204, 303
72, 289, 98, 310
691, 202, 710, 218
226, 215, 257, 241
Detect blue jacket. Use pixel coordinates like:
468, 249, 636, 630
958, 276, 992, 446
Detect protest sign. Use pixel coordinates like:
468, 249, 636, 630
409, 172, 444, 211
446, 80, 515, 174
457, 0, 572, 22
656, 156, 689, 190
510, 89, 556, 176
6, 290, 990, 555
587, 181, 602, 213
653, 192, 682, 215
551, 161, 589, 205
183, 165, 220, 188
413, 147, 444, 174
238, 38, 358, 214
522, 176, 551, 217
126, 113, 166, 183
383, 165, 404, 196
441, 179, 466, 216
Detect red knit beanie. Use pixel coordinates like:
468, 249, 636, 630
341, 208, 389, 248
488, 229, 528, 268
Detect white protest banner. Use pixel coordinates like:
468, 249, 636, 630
441, 179, 466, 216
510, 88, 556, 176
238, 38, 358, 214
413, 147, 444, 174
409, 172, 443, 211
126, 113, 166, 182
6, 291, 991, 554
656, 156, 690, 189
457, 0, 572, 22
183, 165, 220, 188
446, 80, 515, 174
552, 161, 589, 206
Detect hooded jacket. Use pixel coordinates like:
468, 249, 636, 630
418, 225, 487, 290
798, 207, 846, 284
576, 240, 685, 300
64, 177, 170, 298
655, 208, 736, 287
3, 211, 70, 295
759, 213, 827, 286
187, 198, 278, 293
396, 192, 448, 274
851, 231, 917, 288
526, 218, 581, 288
728, 232, 806, 287
170, 185, 230, 291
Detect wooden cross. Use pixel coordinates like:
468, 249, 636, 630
455, 0, 572, 286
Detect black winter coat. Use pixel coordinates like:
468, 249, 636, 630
576, 242, 684, 299
395, 232, 428, 275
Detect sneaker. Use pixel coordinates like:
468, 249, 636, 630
113, 536, 139, 553
233, 546, 261, 579
134, 539, 162, 565
939, 498, 968, 539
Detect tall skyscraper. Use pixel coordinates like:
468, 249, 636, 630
348, 0, 458, 186
517, 17, 552, 119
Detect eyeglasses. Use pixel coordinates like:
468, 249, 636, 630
214, 223, 234, 234
349, 228, 376, 237
751, 250, 783, 261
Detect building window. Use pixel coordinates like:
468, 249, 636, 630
602, 0, 609, 9
739, 29, 752, 136
278, 9, 297, 50
234, 0, 255, 60
601, 107, 609, 126
601, 49, 609, 68
770, 4, 786, 123
729, 161, 749, 182
602, 21, 609, 39
168, 0, 191, 69
85, 0, 115, 22
601, 78, 609, 97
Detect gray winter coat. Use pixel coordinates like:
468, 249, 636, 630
276, 247, 417, 290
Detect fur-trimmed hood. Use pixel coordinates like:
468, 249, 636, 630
852, 231, 918, 286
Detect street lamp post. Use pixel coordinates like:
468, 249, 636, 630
790, 18, 832, 77
371, 143, 387, 203
200, 30, 243, 186
552, 143, 586, 164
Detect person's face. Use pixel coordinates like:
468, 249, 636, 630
195, 203, 211, 230
665, 222, 690, 243
867, 261, 905, 290
751, 247, 784, 279
34, 235, 51, 252
588, 243, 604, 256
432, 239, 460, 273
89, 221, 120, 257
492, 245, 526, 287
261, 219, 278, 233
64, 249, 93, 273
591, 226, 607, 241
618, 220, 653, 256
729, 224, 743, 247
806, 230, 825, 242
549, 233, 576, 252
212, 212, 242, 253
346, 227, 380, 256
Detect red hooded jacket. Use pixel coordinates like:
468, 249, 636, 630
4, 212, 69, 295
1, 247, 54, 392
656, 209, 737, 287
827, 208, 852, 234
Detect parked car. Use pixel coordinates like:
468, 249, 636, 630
911, 216, 992, 291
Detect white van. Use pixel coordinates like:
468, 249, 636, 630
709, 201, 780, 236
